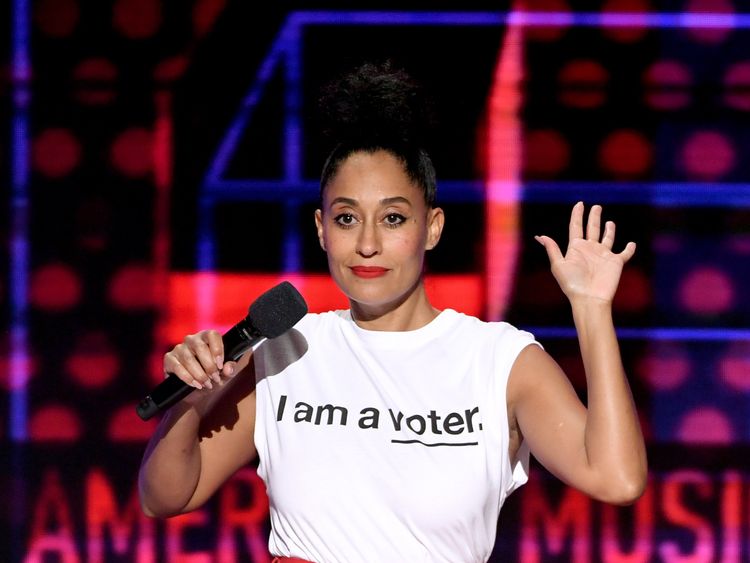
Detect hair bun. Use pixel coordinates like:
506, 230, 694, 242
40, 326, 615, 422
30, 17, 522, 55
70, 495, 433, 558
318, 61, 435, 150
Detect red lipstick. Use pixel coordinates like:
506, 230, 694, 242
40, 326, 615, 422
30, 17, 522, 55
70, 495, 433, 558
351, 266, 389, 278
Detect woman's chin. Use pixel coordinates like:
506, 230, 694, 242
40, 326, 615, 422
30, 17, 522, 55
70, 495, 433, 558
345, 288, 393, 309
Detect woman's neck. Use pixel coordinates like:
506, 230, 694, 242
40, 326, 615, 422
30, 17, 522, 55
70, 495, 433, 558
349, 283, 441, 332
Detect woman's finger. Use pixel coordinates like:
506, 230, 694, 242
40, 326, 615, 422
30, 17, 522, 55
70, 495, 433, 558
619, 241, 637, 263
569, 201, 585, 244
222, 361, 237, 378
601, 221, 615, 249
164, 352, 204, 390
535, 235, 564, 265
201, 330, 224, 382
586, 204, 602, 241
173, 343, 215, 390
185, 333, 221, 383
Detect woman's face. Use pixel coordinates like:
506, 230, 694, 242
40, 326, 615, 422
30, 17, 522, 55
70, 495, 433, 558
315, 150, 444, 314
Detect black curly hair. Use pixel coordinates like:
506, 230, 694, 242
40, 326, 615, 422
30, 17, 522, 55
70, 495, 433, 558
318, 61, 438, 207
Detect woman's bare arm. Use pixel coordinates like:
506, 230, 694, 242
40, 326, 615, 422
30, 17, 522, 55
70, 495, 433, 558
138, 330, 257, 517
508, 203, 647, 505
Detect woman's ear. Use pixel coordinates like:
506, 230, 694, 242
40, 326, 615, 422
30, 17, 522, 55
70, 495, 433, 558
314, 209, 326, 251
425, 207, 445, 250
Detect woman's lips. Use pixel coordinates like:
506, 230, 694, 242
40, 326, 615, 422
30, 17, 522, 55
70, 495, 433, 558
350, 266, 389, 278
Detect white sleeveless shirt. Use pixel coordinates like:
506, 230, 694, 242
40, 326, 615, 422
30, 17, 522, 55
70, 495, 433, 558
253, 309, 539, 563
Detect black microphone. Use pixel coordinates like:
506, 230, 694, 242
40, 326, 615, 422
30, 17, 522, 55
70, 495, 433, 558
136, 281, 308, 421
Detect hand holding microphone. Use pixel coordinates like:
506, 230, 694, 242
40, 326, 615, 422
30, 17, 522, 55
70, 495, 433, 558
136, 281, 308, 421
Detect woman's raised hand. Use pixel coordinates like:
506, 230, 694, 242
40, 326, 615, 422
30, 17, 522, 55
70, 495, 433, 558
163, 330, 238, 400
535, 202, 636, 306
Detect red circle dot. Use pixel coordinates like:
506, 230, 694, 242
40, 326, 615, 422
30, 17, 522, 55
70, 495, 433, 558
643, 60, 693, 110
29, 404, 82, 442
726, 234, 750, 254
110, 128, 153, 177
719, 342, 750, 391
653, 234, 684, 253
33, 128, 81, 178
65, 332, 120, 388
108, 404, 157, 441
34, 0, 79, 37
636, 344, 691, 391
73, 58, 118, 105
113, 0, 162, 39
153, 55, 189, 82
681, 131, 735, 180
613, 267, 651, 312
601, 0, 651, 43
523, 129, 570, 177
29, 263, 82, 311
679, 266, 735, 315
517, 270, 566, 309
108, 263, 156, 310
684, 0, 734, 44
676, 407, 734, 444
558, 60, 608, 108
723, 61, 750, 111
599, 129, 653, 177
523, 0, 571, 42
193, 0, 227, 38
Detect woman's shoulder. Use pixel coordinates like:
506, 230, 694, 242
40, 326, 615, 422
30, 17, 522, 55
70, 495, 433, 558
443, 309, 535, 339
293, 309, 350, 332
437, 311, 541, 363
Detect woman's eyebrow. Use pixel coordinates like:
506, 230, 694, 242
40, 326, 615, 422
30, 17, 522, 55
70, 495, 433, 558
329, 196, 412, 207
329, 197, 358, 208
380, 196, 412, 207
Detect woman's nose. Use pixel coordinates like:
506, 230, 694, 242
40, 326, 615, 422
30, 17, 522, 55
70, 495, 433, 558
356, 222, 381, 257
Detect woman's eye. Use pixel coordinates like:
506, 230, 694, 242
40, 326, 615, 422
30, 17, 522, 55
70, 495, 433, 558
334, 213, 356, 226
384, 213, 406, 226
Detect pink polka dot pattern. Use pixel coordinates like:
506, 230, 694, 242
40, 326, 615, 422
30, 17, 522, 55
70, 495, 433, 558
108, 263, 156, 310
637, 344, 691, 392
29, 263, 82, 311
29, 405, 83, 442
601, 0, 651, 43
683, 0, 735, 44
113, 0, 162, 39
34, 0, 79, 37
677, 407, 734, 445
109, 128, 154, 177
680, 131, 735, 180
65, 332, 121, 388
723, 61, 750, 111
33, 128, 81, 178
599, 129, 653, 177
524, 129, 570, 177
678, 266, 735, 315
643, 60, 693, 110
558, 60, 609, 108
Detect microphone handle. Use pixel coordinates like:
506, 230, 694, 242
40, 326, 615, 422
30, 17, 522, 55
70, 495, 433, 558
136, 320, 263, 421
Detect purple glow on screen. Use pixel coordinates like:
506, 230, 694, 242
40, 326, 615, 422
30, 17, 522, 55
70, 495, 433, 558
288, 10, 750, 29
10, 0, 31, 442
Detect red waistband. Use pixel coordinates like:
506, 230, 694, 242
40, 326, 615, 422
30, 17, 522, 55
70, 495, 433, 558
271, 558, 315, 563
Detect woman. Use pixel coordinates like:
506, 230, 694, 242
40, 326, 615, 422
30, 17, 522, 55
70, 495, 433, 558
139, 63, 647, 562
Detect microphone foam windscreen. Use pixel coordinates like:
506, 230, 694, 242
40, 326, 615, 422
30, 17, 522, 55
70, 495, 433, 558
248, 281, 308, 338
